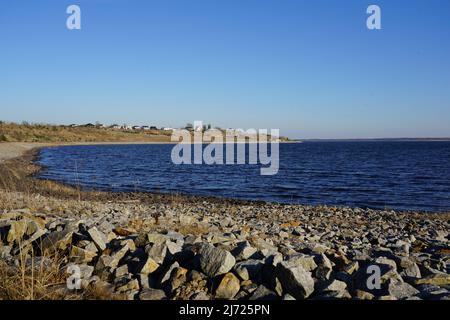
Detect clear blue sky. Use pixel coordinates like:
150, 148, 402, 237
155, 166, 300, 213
1, 0, 449, 139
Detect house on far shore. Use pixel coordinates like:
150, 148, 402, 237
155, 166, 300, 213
162, 127, 174, 131
150, 126, 158, 130
141, 126, 150, 130
82, 123, 96, 128
109, 124, 121, 129
132, 125, 141, 130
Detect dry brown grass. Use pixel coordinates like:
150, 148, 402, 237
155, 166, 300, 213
0, 122, 172, 143
0, 245, 122, 300
0, 122, 290, 143
0, 245, 71, 300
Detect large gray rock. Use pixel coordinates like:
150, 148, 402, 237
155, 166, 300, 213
232, 241, 257, 260
343, 261, 359, 275
79, 264, 95, 279
249, 285, 278, 300
159, 262, 180, 286
115, 278, 139, 294
387, 280, 420, 299
95, 255, 114, 273
166, 241, 183, 255
139, 256, 159, 275
167, 267, 188, 292
198, 244, 236, 277
109, 242, 132, 269
87, 227, 106, 251
147, 233, 168, 245
96, 220, 115, 234
114, 264, 129, 278
146, 242, 167, 265
219, 217, 234, 228
287, 253, 317, 272
69, 246, 97, 264
317, 279, 348, 294
25, 220, 41, 237
252, 238, 278, 254
84, 242, 99, 253
234, 260, 264, 281
40, 226, 75, 252
399, 257, 421, 279
276, 260, 315, 299
12, 228, 47, 255
215, 273, 240, 299
315, 253, 333, 280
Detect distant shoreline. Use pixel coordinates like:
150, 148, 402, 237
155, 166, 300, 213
299, 138, 450, 142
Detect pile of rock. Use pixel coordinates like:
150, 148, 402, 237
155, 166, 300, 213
0, 206, 449, 300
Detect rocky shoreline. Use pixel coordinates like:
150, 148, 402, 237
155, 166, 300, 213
0, 145, 449, 300
1, 190, 449, 300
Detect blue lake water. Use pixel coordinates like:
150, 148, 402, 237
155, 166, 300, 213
36, 141, 450, 212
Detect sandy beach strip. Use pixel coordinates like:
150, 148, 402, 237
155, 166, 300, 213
0, 142, 51, 162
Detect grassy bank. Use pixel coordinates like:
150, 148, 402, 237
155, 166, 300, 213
0, 122, 173, 143
0, 122, 290, 144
